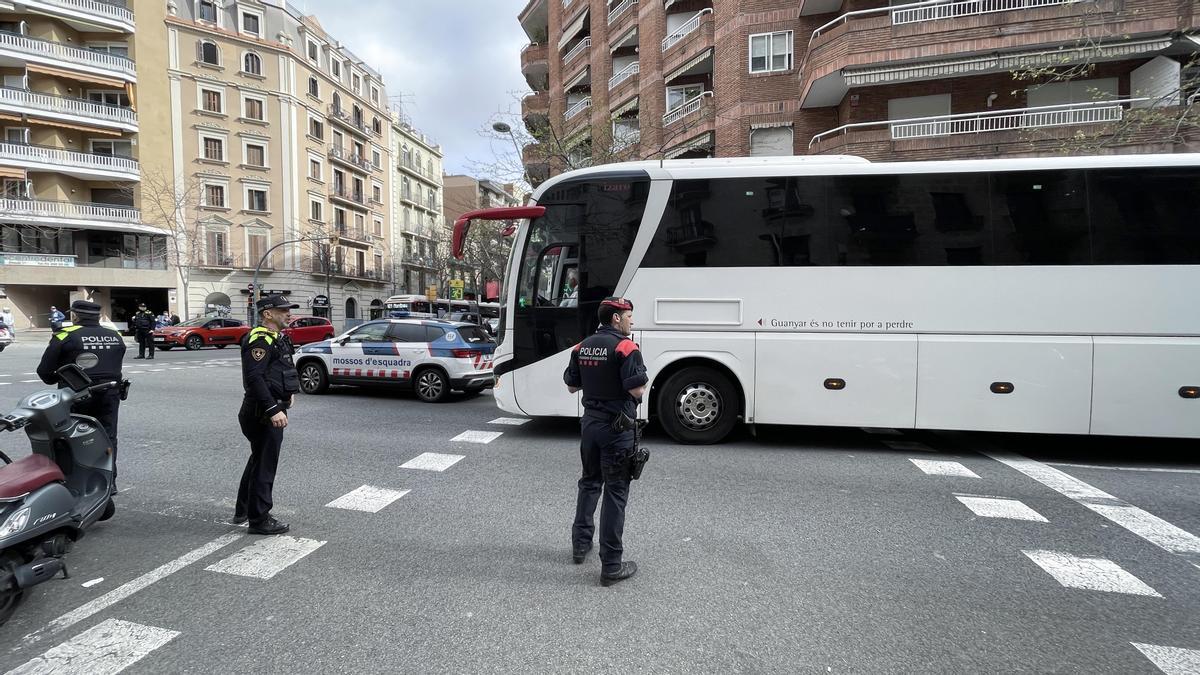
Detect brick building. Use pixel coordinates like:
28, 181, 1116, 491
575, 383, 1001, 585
518, 0, 1199, 184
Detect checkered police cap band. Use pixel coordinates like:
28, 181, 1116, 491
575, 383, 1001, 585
601, 297, 633, 312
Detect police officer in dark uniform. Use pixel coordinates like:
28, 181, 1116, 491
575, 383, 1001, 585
37, 300, 127, 482
131, 302, 156, 360
233, 295, 301, 535
564, 297, 648, 586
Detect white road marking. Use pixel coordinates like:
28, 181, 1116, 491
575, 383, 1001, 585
19, 531, 243, 649
400, 452, 464, 472
80, 578, 104, 588
985, 450, 1200, 563
205, 536, 326, 580
21, 372, 35, 375
148, 369, 165, 373
1047, 462, 1200, 475
489, 417, 531, 426
0, 383, 9, 386
883, 440, 936, 452
1131, 643, 1200, 675
1022, 550, 1161, 597
168, 368, 184, 371
6, 619, 180, 675
19, 380, 39, 383
450, 430, 503, 444
909, 458, 980, 478
126, 371, 144, 374
325, 485, 410, 513
862, 427, 904, 436
955, 495, 1048, 522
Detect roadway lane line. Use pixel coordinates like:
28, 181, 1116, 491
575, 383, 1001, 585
205, 536, 326, 580
984, 450, 1200, 565
19, 380, 39, 383
18, 531, 243, 650
1022, 550, 1162, 597
400, 452, 464, 472
883, 440, 937, 452
909, 458, 980, 478
489, 417, 531, 426
1047, 462, 1200, 475
955, 495, 1048, 522
325, 485, 410, 513
1131, 642, 1200, 674
0, 383, 9, 386
450, 430, 503, 444
6, 619, 180, 675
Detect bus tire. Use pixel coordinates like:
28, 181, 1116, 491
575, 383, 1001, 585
656, 366, 738, 445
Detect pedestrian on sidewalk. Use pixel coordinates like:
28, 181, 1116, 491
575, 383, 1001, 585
132, 302, 156, 360
1, 307, 14, 341
48, 306, 65, 331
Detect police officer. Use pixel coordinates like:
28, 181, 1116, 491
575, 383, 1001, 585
37, 300, 127, 482
564, 296, 648, 587
233, 295, 301, 535
132, 302, 156, 360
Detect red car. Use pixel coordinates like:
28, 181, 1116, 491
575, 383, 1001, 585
282, 316, 335, 345
154, 317, 250, 351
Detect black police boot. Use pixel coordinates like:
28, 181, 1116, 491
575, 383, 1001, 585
572, 543, 593, 564
600, 561, 638, 587
133, 355, 144, 359
248, 516, 289, 535
231, 511, 248, 525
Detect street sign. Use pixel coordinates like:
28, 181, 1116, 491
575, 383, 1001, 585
426, 285, 438, 302
449, 279, 464, 300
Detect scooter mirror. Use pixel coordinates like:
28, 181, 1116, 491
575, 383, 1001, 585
56, 364, 93, 393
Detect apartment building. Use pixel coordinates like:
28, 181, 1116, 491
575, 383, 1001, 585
0, 0, 164, 330
138, 0, 395, 326
519, 0, 1199, 184
442, 175, 520, 301
391, 114, 444, 297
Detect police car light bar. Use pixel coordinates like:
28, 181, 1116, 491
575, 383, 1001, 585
452, 206, 545, 259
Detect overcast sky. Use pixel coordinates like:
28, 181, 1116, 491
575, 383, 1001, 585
298, 0, 531, 178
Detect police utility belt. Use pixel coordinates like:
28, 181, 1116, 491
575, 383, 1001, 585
583, 409, 650, 481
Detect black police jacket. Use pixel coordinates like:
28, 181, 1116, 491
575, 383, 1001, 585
564, 326, 648, 419
37, 319, 126, 385
132, 310, 156, 332
241, 326, 300, 416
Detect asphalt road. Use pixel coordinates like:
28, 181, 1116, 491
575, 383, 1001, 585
0, 338, 1197, 673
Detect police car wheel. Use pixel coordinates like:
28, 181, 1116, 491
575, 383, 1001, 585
656, 366, 738, 445
413, 368, 448, 403
299, 362, 329, 395
185, 335, 203, 351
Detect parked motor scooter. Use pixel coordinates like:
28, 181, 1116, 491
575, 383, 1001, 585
0, 364, 124, 626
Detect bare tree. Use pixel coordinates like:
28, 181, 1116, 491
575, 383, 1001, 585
128, 169, 207, 318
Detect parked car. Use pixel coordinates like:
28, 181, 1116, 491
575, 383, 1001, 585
484, 317, 499, 337
0, 325, 11, 352
447, 311, 482, 325
154, 317, 250, 351
282, 316, 335, 345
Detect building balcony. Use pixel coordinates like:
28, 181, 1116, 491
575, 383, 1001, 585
565, 96, 592, 121
0, 197, 152, 234
335, 223, 374, 247
330, 186, 369, 210
10, 0, 135, 34
328, 145, 374, 174
522, 91, 549, 133
661, 8, 712, 52
662, 91, 712, 127
327, 104, 376, 139
608, 0, 638, 31
0, 141, 138, 181
0, 30, 136, 83
196, 253, 280, 270
0, 86, 137, 132
521, 42, 549, 91
563, 36, 591, 69
518, 0, 548, 42
522, 142, 551, 187
608, 61, 639, 91
402, 253, 437, 269
300, 256, 387, 281
397, 157, 439, 183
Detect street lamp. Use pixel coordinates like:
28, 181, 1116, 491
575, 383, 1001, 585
493, 121, 532, 188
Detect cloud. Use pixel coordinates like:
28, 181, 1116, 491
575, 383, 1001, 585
299, 0, 531, 176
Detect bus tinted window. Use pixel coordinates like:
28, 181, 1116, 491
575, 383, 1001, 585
991, 170, 1089, 264
1088, 169, 1200, 264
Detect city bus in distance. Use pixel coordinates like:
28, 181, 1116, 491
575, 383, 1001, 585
453, 154, 1200, 444
386, 295, 483, 319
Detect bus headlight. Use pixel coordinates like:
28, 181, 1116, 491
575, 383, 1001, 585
0, 507, 30, 538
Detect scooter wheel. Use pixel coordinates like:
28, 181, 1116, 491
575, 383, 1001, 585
0, 552, 26, 626
99, 498, 115, 522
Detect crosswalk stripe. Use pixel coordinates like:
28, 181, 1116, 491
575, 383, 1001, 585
955, 495, 1048, 522
909, 458, 980, 478
5, 619, 180, 675
450, 430, 503, 444
205, 536, 326, 580
489, 417, 531, 426
883, 440, 936, 452
1133, 643, 1200, 674
325, 485, 410, 513
400, 452, 464, 472
1022, 550, 1161, 597
19, 380, 39, 383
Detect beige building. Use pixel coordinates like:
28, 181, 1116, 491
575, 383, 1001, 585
391, 115, 443, 297
442, 175, 520, 301
0, 0, 169, 330
137, 0, 395, 328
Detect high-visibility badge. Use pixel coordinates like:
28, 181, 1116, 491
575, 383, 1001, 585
251, 347, 267, 361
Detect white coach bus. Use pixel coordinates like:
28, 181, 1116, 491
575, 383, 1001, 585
453, 154, 1200, 444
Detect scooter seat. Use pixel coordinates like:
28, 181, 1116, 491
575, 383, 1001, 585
0, 455, 65, 498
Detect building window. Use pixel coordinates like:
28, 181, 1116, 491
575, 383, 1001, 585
203, 183, 226, 208
749, 126, 793, 156
354, 212, 365, 229
372, 118, 382, 135
201, 88, 222, 113
373, 218, 382, 237
666, 83, 704, 110
334, 208, 346, 227
241, 12, 261, 36
247, 230, 268, 264
748, 31, 792, 74
372, 184, 382, 203
197, 0, 217, 22
310, 199, 323, 222
245, 143, 266, 167
331, 59, 341, 79
206, 229, 228, 264
309, 117, 324, 139
244, 97, 264, 121
91, 139, 133, 157
202, 136, 224, 161
308, 77, 319, 98
352, 73, 361, 94
372, 149, 381, 168
309, 157, 322, 180
243, 52, 262, 75
246, 187, 268, 212
307, 40, 319, 63
371, 86, 379, 104
199, 41, 219, 66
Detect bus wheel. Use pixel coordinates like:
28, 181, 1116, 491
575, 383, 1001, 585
656, 366, 738, 445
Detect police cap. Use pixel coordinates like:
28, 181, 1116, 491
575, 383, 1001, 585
601, 297, 633, 312
256, 295, 299, 312
70, 300, 101, 317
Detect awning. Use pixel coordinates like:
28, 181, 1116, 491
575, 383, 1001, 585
24, 116, 122, 136
558, 8, 589, 50
750, 121, 793, 130
25, 64, 126, 89
844, 37, 1173, 87
0, 167, 25, 179
563, 66, 589, 92
664, 131, 714, 159
665, 47, 713, 84
563, 127, 590, 150
611, 95, 639, 119
610, 26, 638, 52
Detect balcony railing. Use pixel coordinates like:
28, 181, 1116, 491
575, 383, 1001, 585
612, 129, 641, 151
813, 0, 1081, 38
0, 31, 135, 79
0, 142, 139, 177
0, 86, 137, 127
662, 91, 711, 126
331, 186, 368, 206
608, 0, 638, 23
563, 36, 591, 65
327, 104, 375, 137
565, 96, 592, 120
661, 9, 712, 52
328, 145, 374, 173
37, 0, 135, 29
808, 99, 1145, 146
402, 254, 437, 268
0, 197, 140, 224
398, 156, 437, 181
336, 224, 373, 242
609, 61, 639, 90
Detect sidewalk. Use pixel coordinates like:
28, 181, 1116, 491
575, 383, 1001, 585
15, 327, 140, 345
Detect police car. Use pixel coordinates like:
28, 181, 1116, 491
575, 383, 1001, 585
294, 318, 494, 403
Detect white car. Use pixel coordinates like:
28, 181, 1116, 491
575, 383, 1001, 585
0, 326, 11, 352
294, 319, 495, 402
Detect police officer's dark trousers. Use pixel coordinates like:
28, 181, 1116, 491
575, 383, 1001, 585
573, 414, 632, 573
73, 385, 121, 479
136, 331, 154, 358
236, 400, 284, 523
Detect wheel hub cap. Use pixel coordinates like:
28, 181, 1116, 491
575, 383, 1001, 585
418, 374, 442, 399
676, 383, 721, 431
